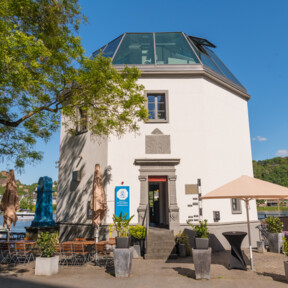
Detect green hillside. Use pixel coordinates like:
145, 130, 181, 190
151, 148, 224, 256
253, 157, 288, 187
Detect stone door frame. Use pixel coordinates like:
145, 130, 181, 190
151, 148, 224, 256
134, 159, 180, 232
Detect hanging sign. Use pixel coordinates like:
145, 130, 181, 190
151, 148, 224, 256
115, 186, 130, 218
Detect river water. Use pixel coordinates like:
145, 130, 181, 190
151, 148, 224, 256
0, 214, 56, 233
257, 210, 288, 220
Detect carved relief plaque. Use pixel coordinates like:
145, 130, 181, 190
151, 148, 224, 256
145, 135, 171, 154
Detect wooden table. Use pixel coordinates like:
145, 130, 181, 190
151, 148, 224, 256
0, 240, 36, 245
62, 240, 115, 246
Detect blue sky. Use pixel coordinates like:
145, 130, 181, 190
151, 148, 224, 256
1, 0, 288, 184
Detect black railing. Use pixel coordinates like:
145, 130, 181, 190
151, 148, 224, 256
142, 204, 148, 254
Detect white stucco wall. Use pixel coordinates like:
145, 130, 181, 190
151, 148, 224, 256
57, 74, 257, 230
102, 75, 257, 225
57, 117, 108, 223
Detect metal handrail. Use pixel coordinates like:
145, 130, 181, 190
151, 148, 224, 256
142, 204, 148, 254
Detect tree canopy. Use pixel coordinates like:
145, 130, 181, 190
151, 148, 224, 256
253, 157, 288, 187
0, 0, 147, 169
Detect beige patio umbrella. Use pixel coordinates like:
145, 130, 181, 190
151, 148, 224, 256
0, 170, 19, 240
90, 164, 107, 243
201, 175, 288, 270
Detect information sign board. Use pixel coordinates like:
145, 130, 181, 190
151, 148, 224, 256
115, 186, 130, 218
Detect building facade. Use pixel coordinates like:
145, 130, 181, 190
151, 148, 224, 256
57, 32, 259, 249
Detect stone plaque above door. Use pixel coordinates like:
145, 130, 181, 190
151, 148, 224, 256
145, 129, 171, 154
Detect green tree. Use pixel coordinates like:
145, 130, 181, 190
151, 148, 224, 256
0, 0, 147, 169
19, 195, 33, 210
253, 157, 288, 187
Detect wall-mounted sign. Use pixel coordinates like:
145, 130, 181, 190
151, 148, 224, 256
185, 184, 198, 194
115, 186, 130, 218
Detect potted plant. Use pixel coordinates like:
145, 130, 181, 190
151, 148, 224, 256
129, 225, 146, 257
187, 219, 209, 249
264, 216, 284, 253
175, 231, 192, 257
35, 232, 58, 276
282, 236, 288, 281
112, 212, 134, 248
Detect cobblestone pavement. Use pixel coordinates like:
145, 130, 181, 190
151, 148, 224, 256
0, 249, 287, 288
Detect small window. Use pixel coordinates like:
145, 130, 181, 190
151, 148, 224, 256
76, 107, 88, 134
145, 91, 169, 123
231, 199, 242, 214
87, 201, 92, 219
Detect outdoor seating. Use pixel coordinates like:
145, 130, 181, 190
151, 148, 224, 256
59, 243, 74, 266
14, 242, 34, 264
95, 243, 112, 267
256, 224, 270, 249
75, 238, 86, 241
0, 238, 115, 269
55, 243, 61, 256
72, 243, 89, 265
0, 242, 10, 264
222, 232, 247, 270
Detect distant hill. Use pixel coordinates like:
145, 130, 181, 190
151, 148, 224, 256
0, 170, 37, 196
253, 157, 288, 187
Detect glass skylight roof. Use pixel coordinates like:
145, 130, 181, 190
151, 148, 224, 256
92, 32, 243, 88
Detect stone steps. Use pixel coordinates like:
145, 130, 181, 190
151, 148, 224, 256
144, 228, 177, 260
144, 253, 177, 260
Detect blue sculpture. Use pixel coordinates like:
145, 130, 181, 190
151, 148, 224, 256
31, 176, 55, 227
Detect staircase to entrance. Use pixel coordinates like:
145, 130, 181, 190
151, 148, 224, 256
144, 228, 177, 259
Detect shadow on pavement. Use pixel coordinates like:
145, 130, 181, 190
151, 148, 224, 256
0, 264, 30, 277
0, 276, 69, 288
256, 272, 287, 284
172, 267, 195, 279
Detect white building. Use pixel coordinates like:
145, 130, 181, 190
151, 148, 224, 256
57, 32, 259, 250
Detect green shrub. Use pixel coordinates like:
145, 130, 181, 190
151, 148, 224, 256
175, 231, 192, 256
112, 212, 134, 237
37, 232, 58, 258
187, 219, 209, 238
129, 225, 146, 240
283, 237, 288, 256
264, 216, 283, 233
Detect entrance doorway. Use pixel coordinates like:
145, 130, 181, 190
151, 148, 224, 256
148, 176, 168, 228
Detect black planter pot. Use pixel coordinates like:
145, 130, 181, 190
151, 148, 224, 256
116, 236, 131, 248
178, 243, 186, 257
132, 238, 145, 256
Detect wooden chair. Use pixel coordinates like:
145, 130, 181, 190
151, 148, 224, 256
75, 238, 86, 241
72, 244, 89, 265
14, 242, 34, 264
0, 243, 10, 264
95, 244, 111, 267
59, 243, 73, 266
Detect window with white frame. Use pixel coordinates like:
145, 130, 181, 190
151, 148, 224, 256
146, 91, 169, 123
231, 198, 242, 214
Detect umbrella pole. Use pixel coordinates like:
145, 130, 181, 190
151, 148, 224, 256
245, 199, 254, 270
95, 226, 99, 265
